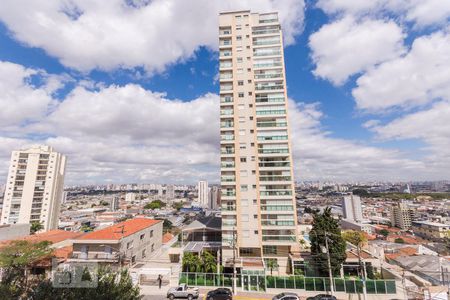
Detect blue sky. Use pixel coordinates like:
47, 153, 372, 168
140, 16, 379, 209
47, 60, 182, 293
0, 0, 448, 184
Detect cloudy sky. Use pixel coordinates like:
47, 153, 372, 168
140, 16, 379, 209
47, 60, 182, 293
0, 0, 449, 185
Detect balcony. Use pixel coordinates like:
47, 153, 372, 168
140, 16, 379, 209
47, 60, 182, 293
220, 109, 234, 116
257, 121, 287, 128
221, 149, 235, 155
221, 161, 235, 168
221, 176, 236, 182
255, 84, 284, 91
219, 62, 233, 69
260, 190, 292, 196
259, 176, 292, 182
219, 73, 233, 81
253, 62, 282, 69
253, 38, 280, 46
258, 148, 289, 154
252, 29, 279, 36
262, 235, 296, 242
256, 109, 286, 116
253, 50, 281, 57
261, 205, 294, 212
221, 191, 236, 197
257, 135, 288, 141
220, 121, 234, 128
222, 219, 237, 227
221, 205, 236, 212
261, 220, 295, 226
221, 135, 235, 143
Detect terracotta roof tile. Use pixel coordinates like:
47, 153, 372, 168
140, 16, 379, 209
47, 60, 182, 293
0, 230, 84, 249
78, 218, 161, 240
163, 233, 174, 244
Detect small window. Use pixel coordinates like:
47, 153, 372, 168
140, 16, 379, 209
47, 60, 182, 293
239, 130, 245, 136
238, 81, 244, 86
254, 230, 258, 234
238, 93, 244, 98
140, 233, 145, 240
241, 185, 248, 192
237, 57, 243, 63
236, 36, 242, 41
239, 143, 246, 149
240, 157, 247, 163
150, 230, 153, 238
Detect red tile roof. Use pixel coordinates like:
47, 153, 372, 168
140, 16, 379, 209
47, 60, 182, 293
163, 233, 174, 244
78, 218, 161, 240
0, 229, 84, 249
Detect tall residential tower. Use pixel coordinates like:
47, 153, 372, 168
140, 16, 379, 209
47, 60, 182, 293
219, 10, 299, 274
1, 145, 66, 231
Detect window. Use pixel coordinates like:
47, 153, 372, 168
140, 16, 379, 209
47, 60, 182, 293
150, 230, 154, 238
140, 233, 145, 240
254, 214, 258, 219
236, 36, 242, 40
254, 230, 258, 235
142, 249, 147, 258
248, 92, 253, 96
238, 93, 244, 98
253, 199, 257, 204
237, 68, 243, 74
239, 143, 246, 149
236, 46, 242, 52
240, 157, 247, 163
127, 241, 133, 249
263, 246, 277, 255
151, 244, 155, 252
237, 57, 243, 63
241, 185, 248, 192
238, 81, 243, 86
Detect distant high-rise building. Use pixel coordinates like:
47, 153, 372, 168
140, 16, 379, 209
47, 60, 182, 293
111, 196, 119, 211
166, 184, 175, 200
0, 145, 66, 231
209, 186, 220, 209
342, 194, 363, 222
390, 202, 416, 229
219, 10, 299, 274
157, 185, 163, 198
125, 192, 136, 202
197, 180, 209, 207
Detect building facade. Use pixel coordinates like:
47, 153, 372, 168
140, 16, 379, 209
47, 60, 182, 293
209, 186, 220, 210
219, 10, 299, 274
71, 218, 163, 265
1, 145, 66, 231
166, 184, 175, 200
390, 202, 416, 229
412, 221, 450, 242
342, 194, 363, 222
197, 180, 209, 207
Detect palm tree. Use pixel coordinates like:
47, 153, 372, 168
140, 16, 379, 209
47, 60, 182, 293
183, 252, 200, 272
30, 221, 43, 234
266, 259, 278, 276
201, 251, 217, 273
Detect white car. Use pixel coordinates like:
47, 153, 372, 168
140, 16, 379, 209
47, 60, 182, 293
272, 292, 300, 300
167, 284, 199, 300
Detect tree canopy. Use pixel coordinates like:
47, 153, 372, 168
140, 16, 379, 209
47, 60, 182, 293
309, 207, 347, 275
342, 230, 367, 247
144, 200, 166, 210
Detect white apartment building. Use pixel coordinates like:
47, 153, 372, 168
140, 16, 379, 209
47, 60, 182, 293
166, 184, 175, 200
219, 10, 299, 274
209, 186, 220, 210
197, 180, 209, 207
1, 145, 66, 231
342, 194, 363, 222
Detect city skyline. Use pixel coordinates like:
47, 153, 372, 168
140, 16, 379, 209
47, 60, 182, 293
0, 1, 449, 185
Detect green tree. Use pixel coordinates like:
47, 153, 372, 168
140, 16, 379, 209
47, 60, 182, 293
80, 225, 93, 232
379, 229, 390, 238
182, 252, 201, 272
200, 251, 217, 273
309, 207, 347, 276
0, 240, 53, 299
342, 230, 367, 247
29, 267, 142, 300
144, 200, 166, 210
394, 238, 405, 244
30, 221, 43, 234
351, 189, 369, 197
266, 259, 279, 276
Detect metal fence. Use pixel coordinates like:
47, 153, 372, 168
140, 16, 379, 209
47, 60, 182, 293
179, 272, 397, 294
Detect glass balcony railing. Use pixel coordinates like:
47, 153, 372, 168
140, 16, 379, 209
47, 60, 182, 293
262, 235, 296, 242
220, 122, 234, 128
256, 97, 285, 103
254, 51, 281, 57
221, 205, 236, 211
221, 162, 235, 168
257, 122, 287, 128
221, 176, 236, 182
220, 110, 233, 115
255, 85, 284, 91
256, 110, 286, 115
253, 62, 282, 68
259, 176, 292, 182
221, 135, 235, 141
261, 220, 295, 226
258, 148, 289, 154
222, 219, 237, 226
222, 191, 236, 197
253, 38, 280, 46
220, 63, 232, 68
221, 149, 235, 154
260, 190, 293, 196
261, 205, 294, 211
257, 136, 288, 141
253, 29, 279, 35
255, 73, 283, 80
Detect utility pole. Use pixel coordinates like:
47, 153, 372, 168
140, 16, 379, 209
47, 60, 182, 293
324, 231, 335, 296
357, 244, 367, 300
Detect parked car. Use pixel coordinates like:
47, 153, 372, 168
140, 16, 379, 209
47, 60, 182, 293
166, 284, 199, 300
272, 292, 300, 300
206, 288, 233, 300
306, 294, 337, 300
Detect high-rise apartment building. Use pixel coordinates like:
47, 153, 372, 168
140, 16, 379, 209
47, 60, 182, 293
390, 202, 416, 229
209, 186, 220, 210
342, 194, 363, 222
219, 10, 299, 274
166, 184, 175, 200
0, 145, 66, 231
197, 180, 209, 207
